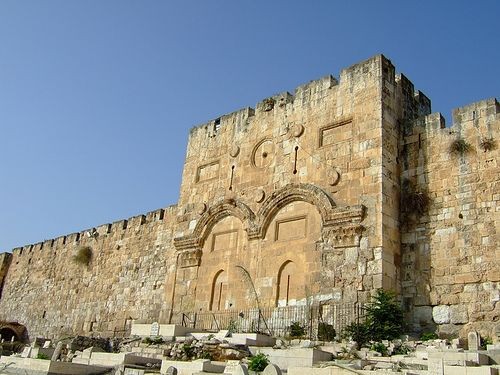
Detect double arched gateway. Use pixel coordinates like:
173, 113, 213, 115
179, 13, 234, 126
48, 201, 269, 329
171, 183, 365, 316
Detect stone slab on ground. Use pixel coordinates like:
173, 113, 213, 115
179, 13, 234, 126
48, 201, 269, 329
30, 347, 55, 359
288, 366, 361, 375
0, 356, 111, 374
428, 351, 489, 365
131, 324, 193, 337
249, 347, 332, 370
229, 333, 276, 347
160, 358, 211, 375
444, 365, 499, 375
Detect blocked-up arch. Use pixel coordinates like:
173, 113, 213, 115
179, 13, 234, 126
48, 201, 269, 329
276, 260, 296, 306
209, 270, 227, 311
193, 199, 255, 247
174, 198, 256, 251
255, 183, 336, 239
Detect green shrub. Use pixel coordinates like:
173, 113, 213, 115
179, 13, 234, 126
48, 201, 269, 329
36, 353, 50, 360
181, 343, 194, 358
289, 321, 306, 338
393, 343, 411, 355
480, 336, 493, 349
248, 353, 269, 372
342, 321, 371, 348
227, 318, 237, 334
371, 342, 388, 356
152, 337, 164, 345
342, 289, 404, 347
365, 289, 404, 341
318, 322, 336, 341
420, 332, 438, 341
73, 246, 92, 266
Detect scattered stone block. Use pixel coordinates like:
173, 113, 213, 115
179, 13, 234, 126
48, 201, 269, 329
165, 366, 178, 375
51, 341, 64, 361
224, 360, 242, 374
150, 322, 160, 337
433, 305, 450, 324
468, 331, 480, 351
21, 347, 31, 358
263, 363, 282, 375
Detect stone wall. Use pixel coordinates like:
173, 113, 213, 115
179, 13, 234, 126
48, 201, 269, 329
0, 206, 178, 338
401, 99, 499, 339
0, 55, 497, 341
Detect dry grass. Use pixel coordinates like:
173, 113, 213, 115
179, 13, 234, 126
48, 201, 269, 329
73, 246, 92, 266
479, 137, 496, 152
402, 191, 430, 216
449, 138, 472, 155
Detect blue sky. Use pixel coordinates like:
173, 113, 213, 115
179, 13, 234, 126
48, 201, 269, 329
1, 1, 499, 252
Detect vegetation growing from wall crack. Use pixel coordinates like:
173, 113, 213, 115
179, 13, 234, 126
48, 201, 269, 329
72, 246, 93, 266
449, 138, 472, 155
479, 137, 496, 152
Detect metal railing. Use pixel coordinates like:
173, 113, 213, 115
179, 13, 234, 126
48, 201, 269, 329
176, 302, 364, 340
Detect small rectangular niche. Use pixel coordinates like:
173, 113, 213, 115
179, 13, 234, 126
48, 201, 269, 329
319, 119, 353, 147
211, 230, 239, 252
275, 216, 307, 241
196, 161, 220, 183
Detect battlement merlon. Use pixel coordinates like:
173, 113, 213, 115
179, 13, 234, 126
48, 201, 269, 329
452, 97, 499, 123
6, 204, 177, 256
401, 97, 499, 142
187, 55, 433, 142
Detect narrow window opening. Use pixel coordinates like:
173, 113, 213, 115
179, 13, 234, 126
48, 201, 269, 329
229, 165, 235, 191
214, 118, 221, 133
217, 283, 223, 311
42, 311, 46, 319
107, 224, 112, 233
122, 220, 128, 230
158, 209, 165, 221
286, 275, 290, 306
75, 233, 80, 242
293, 146, 299, 174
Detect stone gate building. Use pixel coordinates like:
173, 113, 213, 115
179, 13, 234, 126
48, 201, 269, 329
0, 55, 498, 341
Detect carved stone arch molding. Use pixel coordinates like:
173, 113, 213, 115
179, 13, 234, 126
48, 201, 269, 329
174, 198, 257, 267
252, 183, 365, 239
173, 184, 366, 267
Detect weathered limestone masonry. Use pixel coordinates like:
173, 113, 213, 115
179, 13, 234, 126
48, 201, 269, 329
0, 55, 497, 341
400, 98, 500, 339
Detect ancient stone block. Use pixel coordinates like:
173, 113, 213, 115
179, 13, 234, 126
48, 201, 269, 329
433, 305, 450, 324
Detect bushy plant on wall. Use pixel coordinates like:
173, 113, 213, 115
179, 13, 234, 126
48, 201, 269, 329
449, 138, 472, 155
479, 137, 496, 152
400, 178, 431, 223
72, 246, 92, 266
